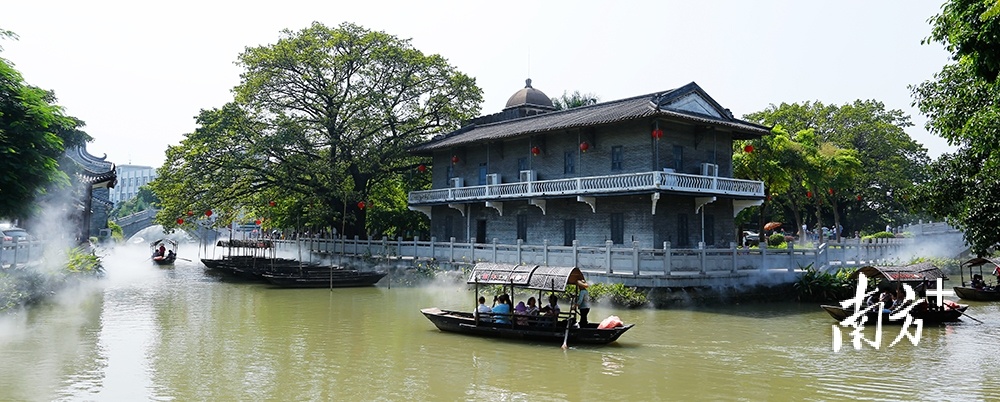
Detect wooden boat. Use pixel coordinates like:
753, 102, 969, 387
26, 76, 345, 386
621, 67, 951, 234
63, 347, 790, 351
953, 257, 1000, 301
820, 263, 968, 324
820, 303, 966, 325
261, 267, 386, 288
150, 239, 178, 265
421, 263, 634, 346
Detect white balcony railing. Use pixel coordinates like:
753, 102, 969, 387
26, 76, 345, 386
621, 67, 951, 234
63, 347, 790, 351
408, 171, 764, 205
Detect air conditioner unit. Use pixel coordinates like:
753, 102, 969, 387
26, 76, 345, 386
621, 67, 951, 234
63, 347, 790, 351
700, 163, 718, 177
519, 170, 537, 182
449, 177, 464, 188
486, 173, 501, 185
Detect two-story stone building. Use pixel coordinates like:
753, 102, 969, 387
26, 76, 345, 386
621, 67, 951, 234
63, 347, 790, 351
407, 80, 768, 249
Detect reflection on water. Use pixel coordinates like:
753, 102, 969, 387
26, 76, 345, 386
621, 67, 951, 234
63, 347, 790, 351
0, 243, 999, 400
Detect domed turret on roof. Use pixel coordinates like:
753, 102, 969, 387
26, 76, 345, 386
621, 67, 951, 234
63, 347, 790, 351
504, 78, 555, 113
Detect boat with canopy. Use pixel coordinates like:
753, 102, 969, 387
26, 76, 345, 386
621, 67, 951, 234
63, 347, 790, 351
820, 262, 968, 324
421, 263, 634, 345
953, 257, 1000, 301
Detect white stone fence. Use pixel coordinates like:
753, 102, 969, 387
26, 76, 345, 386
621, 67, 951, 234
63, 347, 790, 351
0, 240, 45, 268
280, 235, 918, 276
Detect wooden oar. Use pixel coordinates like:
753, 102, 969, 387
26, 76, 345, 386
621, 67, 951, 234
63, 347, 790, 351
561, 316, 572, 350
957, 309, 984, 323
176, 257, 193, 262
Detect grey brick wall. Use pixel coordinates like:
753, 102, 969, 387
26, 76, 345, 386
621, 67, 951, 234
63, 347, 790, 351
425, 117, 742, 248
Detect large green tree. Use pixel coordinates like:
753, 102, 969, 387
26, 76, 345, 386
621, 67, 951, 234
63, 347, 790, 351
152, 22, 482, 237
743, 101, 928, 235
551, 90, 599, 110
912, 0, 1000, 255
0, 32, 90, 220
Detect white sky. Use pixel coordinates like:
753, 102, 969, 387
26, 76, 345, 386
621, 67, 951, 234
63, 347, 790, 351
3, 1, 955, 168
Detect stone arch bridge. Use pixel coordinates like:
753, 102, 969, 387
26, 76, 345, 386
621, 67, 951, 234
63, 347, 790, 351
113, 209, 159, 238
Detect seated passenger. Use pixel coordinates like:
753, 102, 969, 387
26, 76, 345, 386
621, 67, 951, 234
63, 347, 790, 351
476, 296, 491, 321
514, 302, 527, 325
167, 250, 176, 259
524, 297, 539, 316
971, 274, 986, 290
492, 294, 511, 324
879, 291, 895, 313
544, 294, 561, 321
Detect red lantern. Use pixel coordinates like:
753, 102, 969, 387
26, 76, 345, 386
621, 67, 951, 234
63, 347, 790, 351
417, 164, 427, 173
255, 219, 262, 225
186, 210, 194, 216
268, 201, 276, 207
579, 142, 590, 152
828, 188, 834, 195
806, 191, 812, 198
357, 201, 366, 210
744, 144, 754, 153
651, 128, 664, 139
451, 155, 460, 164
176, 218, 184, 225
531, 146, 541, 156
205, 210, 213, 217
857, 195, 862, 201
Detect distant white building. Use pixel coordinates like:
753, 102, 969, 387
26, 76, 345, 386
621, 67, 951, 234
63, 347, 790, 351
110, 164, 157, 203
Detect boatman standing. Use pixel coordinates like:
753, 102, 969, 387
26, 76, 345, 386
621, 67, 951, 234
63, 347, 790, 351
576, 280, 591, 326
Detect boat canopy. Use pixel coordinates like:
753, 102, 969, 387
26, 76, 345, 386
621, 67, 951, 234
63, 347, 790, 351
216, 239, 273, 249
849, 262, 946, 282
961, 257, 1000, 268
151, 238, 178, 247
467, 263, 586, 292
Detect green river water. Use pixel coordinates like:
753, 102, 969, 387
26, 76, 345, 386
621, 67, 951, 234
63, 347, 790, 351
1, 244, 999, 401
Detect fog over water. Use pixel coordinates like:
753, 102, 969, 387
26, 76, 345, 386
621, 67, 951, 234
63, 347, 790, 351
0, 238, 998, 400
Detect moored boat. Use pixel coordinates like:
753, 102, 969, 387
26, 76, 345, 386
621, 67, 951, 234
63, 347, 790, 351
421, 263, 634, 346
262, 268, 386, 288
820, 263, 968, 324
953, 257, 1000, 301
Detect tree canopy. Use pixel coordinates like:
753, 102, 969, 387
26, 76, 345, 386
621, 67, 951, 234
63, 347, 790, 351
551, 90, 599, 110
739, 100, 926, 237
913, 0, 1000, 255
151, 22, 482, 238
0, 32, 91, 220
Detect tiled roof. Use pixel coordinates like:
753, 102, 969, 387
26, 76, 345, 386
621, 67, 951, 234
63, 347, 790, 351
411, 82, 771, 154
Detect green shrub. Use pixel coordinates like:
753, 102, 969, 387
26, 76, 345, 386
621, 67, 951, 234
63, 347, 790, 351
587, 282, 648, 308
768, 233, 785, 247
793, 265, 858, 302
862, 231, 896, 240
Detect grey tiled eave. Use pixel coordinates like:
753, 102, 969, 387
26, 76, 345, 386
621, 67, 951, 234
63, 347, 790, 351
410, 84, 771, 155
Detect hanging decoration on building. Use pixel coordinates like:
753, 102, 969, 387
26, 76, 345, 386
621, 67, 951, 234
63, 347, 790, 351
828, 188, 834, 195
856, 195, 862, 201
451, 155, 460, 164
205, 210, 213, 217
806, 191, 813, 198
579, 142, 590, 152
531, 146, 541, 156
255, 219, 262, 225
417, 164, 427, 173
268, 201, 276, 207
357, 201, 366, 210
186, 210, 194, 216
651, 122, 664, 140
176, 218, 184, 225
744, 144, 754, 153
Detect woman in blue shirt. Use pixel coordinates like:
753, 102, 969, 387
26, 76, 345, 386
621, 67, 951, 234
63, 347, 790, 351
492, 294, 511, 324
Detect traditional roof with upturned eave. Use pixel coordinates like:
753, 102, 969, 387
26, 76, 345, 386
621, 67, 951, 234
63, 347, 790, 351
410, 82, 771, 155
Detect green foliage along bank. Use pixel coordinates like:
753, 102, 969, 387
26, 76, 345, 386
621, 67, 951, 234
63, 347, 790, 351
0, 246, 103, 313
